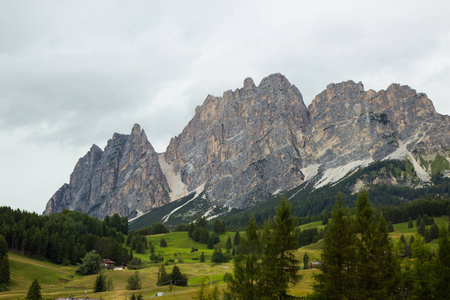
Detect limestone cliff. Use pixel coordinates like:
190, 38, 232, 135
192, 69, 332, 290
43, 124, 171, 218
44, 74, 450, 219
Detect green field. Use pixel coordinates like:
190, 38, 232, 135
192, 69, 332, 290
1, 216, 449, 299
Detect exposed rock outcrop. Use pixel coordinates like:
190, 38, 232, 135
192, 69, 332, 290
44, 124, 171, 218
44, 74, 450, 219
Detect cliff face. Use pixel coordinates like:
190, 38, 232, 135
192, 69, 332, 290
44, 74, 450, 219
164, 74, 310, 208
44, 124, 171, 218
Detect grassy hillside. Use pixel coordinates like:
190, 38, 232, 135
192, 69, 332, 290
2, 215, 449, 299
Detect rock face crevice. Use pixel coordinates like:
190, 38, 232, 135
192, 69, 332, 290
44, 74, 450, 219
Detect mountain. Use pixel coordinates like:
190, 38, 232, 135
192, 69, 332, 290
44, 74, 450, 221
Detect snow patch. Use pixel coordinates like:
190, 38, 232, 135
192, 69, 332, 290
314, 158, 374, 189
128, 210, 145, 223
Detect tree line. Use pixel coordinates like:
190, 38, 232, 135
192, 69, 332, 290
309, 191, 450, 300
0, 206, 130, 265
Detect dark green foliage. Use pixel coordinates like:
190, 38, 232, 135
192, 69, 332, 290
225, 215, 261, 299
233, 231, 240, 246
313, 191, 400, 299
259, 196, 301, 299
94, 273, 107, 292
26, 279, 42, 300
130, 293, 143, 300
225, 236, 232, 251
157, 264, 169, 286
150, 253, 164, 263
408, 217, 413, 228
416, 215, 422, 227
208, 232, 220, 249
0, 234, 10, 286
128, 257, 142, 269
387, 221, 394, 232
213, 219, 226, 234
296, 227, 325, 247
171, 265, 188, 286
76, 250, 102, 275
303, 252, 309, 270
429, 223, 440, 241
0, 207, 129, 265
410, 235, 434, 299
313, 194, 357, 299
211, 249, 229, 263
157, 264, 188, 286
160, 238, 167, 247
418, 219, 426, 236
0, 255, 10, 285
435, 226, 450, 299
126, 271, 142, 290
200, 252, 205, 262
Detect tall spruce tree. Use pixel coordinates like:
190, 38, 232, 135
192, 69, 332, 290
26, 279, 42, 300
313, 193, 357, 299
410, 235, 434, 299
354, 190, 400, 299
0, 234, 10, 286
225, 215, 261, 300
434, 225, 450, 299
260, 195, 301, 299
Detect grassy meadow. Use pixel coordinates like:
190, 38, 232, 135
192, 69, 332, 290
1, 215, 449, 299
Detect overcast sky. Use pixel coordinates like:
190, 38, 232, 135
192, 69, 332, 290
1, 0, 449, 214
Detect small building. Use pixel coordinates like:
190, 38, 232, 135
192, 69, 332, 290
309, 261, 321, 269
102, 258, 115, 270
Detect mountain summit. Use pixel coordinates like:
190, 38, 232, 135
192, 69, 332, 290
44, 74, 450, 219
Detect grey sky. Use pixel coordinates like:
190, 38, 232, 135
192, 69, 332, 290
1, 0, 449, 214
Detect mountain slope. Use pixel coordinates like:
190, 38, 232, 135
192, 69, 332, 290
44, 74, 450, 220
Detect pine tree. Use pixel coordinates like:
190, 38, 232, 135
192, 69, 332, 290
416, 215, 422, 227
94, 273, 107, 292
410, 235, 434, 299
225, 215, 261, 299
233, 231, 241, 246
313, 193, 357, 299
303, 252, 309, 270
160, 238, 167, 247
434, 226, 450, 299
408, 217, 413, 229
200, 252, 205, 262
225, 236, 232, 251
126, 271, 142, 290
354, 190, 400, 299
157, 264, 169, 286
26, 279, 42, 300
418, 219, 426, 237
260, 195, 301, 299
0, 255, 10, 285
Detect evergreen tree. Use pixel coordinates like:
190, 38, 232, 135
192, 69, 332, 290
0, 255, 10, 285
418, 219, 426, 236
126, 271, 142, 290
408, 217, 413, 229
434, 225, 450, 299
225, 215, 261, 300
213, 219, 223, 235
303, 252, 309, 270
260, 195, 301, 299
94, 273, 107, 292
171, 265, 188, 286
25, 279, 42, 300
429, 223, 439, 240
200, 252, 205, 262
157, 264, 169, 286
0, 235, 7, 259
225, 236, 232, 251
387, 221, 394, 233
400, 234, 406, 244
416, 215, 422, 227
313, 193, 357, 299
233, 231, 241, 246
410, 235, 434, 299
160, 238, 167, 247
354, 190, 399, 299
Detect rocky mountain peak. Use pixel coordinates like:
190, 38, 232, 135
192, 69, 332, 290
243, 77, 256, 90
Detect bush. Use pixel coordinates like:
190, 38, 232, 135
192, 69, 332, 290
126, 271, 142, 290
150, 253, 164, 263
211, 249, 229, 263
76, 251, 102, 275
